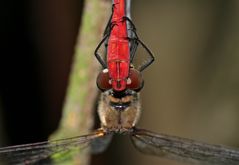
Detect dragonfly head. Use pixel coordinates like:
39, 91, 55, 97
96, 68, 144, 92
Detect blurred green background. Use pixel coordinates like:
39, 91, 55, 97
1, 0, 239, 165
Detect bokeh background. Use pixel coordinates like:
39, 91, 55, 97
127, 1, 239, 165
1, 0, 239, 165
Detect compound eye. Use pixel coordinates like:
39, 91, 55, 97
126, 68, 144, 91
96, 69, 112, 91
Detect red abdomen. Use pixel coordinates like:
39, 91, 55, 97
107, 0, 130, 91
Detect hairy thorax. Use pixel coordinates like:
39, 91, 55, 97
98, 90, 141, 133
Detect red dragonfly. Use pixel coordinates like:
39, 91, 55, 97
95, 0, 154, 92
1, 0, 239, 165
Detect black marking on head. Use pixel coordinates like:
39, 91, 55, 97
110, 89, 136, 98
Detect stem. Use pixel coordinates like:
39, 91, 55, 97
50, 0, 111, 164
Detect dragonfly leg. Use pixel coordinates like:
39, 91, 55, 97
136, 38, 155, 72
122, 16, 136, 31
94, 34, 109, 68
128, 37, 139, 63
95, 12, 117, 69
103, 6, 113, 36
122, 16, 138, 63
123, 16, 155, 71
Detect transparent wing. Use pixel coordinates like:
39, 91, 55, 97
90, 132, 113, 154
0, 130, 112, 165
131, 128, 239, 165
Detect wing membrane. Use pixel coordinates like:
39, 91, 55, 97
131, 128, 239, 165
0, 130, 112, 165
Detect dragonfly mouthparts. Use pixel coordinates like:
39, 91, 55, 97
110, 101, 131, 111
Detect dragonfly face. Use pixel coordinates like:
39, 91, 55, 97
96, 67, 144, 92
98, 89, 141, 133
96, 65, 144, 133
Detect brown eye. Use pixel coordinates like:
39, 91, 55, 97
126, 68, 144, 91
96, 69, 112, 91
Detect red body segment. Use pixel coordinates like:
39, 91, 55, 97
107, 0, 130, 91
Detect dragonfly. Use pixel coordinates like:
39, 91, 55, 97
95, 0, 154, 92
1, 0, 239, 165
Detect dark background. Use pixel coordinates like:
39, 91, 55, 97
1, 0, 84, 145
1, 1, 239, 165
